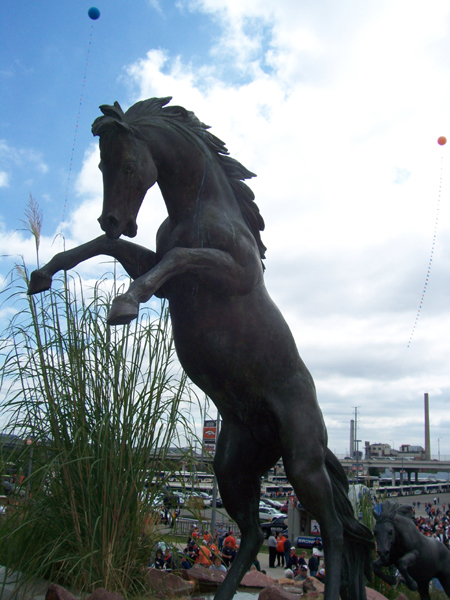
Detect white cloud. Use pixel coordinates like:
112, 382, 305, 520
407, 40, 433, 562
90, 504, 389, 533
0, 139, 48, 180
112, 2, 450, 454
147, 0, 164, 15
0, 172, 9, 187
3, 0, 450, 455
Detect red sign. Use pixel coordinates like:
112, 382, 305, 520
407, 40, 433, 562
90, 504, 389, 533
203, 419, 217, 452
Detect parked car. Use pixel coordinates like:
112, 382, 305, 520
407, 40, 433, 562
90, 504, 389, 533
150, 494, 165, 508
197, 491, 213, 506
261, 516, 288, 539
261, 498, 284, 510
259, 505, 285, 522
187, 491, 213, 507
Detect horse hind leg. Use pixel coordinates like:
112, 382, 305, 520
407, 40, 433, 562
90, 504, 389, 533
212, 420, 280, 600
278, 399, 343, 600
284, 453, 344, 600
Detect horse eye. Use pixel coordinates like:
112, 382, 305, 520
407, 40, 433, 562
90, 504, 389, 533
123, 164, 135, 174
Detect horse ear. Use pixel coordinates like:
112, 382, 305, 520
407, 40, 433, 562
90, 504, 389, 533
113, 120, 132, 133
99, 102, 125, 120
164, 105, 189, 120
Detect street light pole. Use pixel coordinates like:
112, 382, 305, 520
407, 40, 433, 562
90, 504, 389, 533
210, 409, 221, 537
438, 437, 443, 461
353, 407, 360, 483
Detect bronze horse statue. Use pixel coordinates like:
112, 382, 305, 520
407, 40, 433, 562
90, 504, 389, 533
28, 97, 373, 600
373, 499, 450, 599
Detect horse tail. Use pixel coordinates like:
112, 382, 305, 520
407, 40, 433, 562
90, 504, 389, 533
325, 448, 375, 600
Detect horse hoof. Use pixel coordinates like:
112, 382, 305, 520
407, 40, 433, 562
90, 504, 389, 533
27, 270, 52, 295
107, 296, 139, 326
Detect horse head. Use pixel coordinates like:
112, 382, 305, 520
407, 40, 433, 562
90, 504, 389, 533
373, 499, 414, 566
92, 102, 158, 239
373, 512, 395, 565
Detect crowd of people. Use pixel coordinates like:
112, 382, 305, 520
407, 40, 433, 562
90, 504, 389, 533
267, 532, 324, 580
150, 524, 264, 573
412, 500, 450, 546
149, 522, 327, 583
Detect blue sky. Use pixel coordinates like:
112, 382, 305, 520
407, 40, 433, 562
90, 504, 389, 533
0, 1, 216, 234
1, 0, 450, 456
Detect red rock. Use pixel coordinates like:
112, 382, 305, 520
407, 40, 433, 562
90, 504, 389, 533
145, 569, 196, 597
301, 577, 325, 594
86, 589, 123, 600
185, 564, 226, 590
258, 585, 302, 600
46, 583, 77, 600
240, 570, 276, 588
365, 588, 390, 600
276, 578, 295, 586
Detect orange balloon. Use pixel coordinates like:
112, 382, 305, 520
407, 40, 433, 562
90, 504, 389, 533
438, 136, 447, 146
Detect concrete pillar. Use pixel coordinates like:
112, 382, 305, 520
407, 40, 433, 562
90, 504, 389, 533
288, 502, 305, 541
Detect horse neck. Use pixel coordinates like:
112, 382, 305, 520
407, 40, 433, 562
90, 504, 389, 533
148, 126, 236, 223
391, 515, 414, 551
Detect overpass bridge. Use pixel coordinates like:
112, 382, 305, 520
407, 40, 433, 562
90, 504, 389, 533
340, 457, 450, 486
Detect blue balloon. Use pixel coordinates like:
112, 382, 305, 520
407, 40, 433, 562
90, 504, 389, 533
88, 7, 100, 20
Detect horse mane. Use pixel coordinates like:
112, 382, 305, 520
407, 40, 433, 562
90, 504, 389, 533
92, 97, 267, 262
377, 499, 415, 523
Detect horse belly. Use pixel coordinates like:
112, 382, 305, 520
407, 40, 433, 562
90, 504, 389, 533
168, 286, 315, 415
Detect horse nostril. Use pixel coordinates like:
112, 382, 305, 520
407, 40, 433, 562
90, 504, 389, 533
106, 214, 119, 230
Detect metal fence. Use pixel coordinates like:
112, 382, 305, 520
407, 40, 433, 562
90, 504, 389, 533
172, 517, 240, 537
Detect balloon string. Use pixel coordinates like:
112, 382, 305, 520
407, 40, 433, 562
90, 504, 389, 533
60, 23, 94, 231
407, 154, 443, 347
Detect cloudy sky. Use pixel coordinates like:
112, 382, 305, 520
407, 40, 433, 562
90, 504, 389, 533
1, 0, 450, 458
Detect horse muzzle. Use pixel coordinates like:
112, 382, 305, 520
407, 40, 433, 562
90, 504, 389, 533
98, 213, 137, 239
377, 551, 390, 565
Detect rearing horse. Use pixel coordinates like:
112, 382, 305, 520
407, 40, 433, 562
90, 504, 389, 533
28, 97, 373, 600
373, 500, 450, 600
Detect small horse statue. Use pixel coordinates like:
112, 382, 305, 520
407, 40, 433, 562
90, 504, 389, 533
373, 499, 450, 599
28, 97, 373, 600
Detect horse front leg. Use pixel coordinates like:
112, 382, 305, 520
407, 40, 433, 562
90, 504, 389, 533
397, 550, 420, 591
373, 558, 397, 586
417, 581, 431, 600
27, 235, 157, 295
107, 246, 255, 325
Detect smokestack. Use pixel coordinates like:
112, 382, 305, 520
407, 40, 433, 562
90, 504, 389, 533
424, 393, 431, 460
350, 419, 355, 458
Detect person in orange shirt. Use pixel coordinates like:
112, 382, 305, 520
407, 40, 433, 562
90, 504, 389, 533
276, 533, 286, 567
210, 540, 219, 555
198, 542, 212, 567
203, 530, 212, 543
